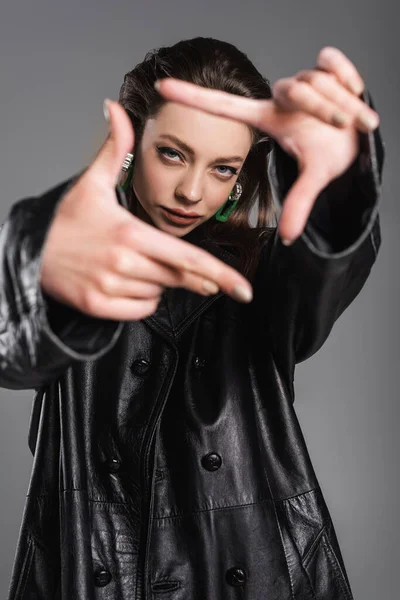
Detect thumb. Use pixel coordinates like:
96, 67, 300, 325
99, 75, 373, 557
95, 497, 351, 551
89, 99, 135, 186
278, 165, 328, 244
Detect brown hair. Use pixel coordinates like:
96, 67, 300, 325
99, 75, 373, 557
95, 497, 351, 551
118, 37, 276, 281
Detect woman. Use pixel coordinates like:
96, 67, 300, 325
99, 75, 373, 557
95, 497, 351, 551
2, 37, 383, 599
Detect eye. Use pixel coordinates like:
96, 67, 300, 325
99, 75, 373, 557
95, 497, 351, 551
157, 146, 182, 162
156, 146, 238, 179
215, 165, 238, 178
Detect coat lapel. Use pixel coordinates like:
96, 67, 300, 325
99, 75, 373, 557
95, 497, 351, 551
143, 224, 240, 343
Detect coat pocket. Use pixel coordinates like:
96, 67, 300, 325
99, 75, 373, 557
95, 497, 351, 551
302, 526, 353, 600
276, 488, 354, 600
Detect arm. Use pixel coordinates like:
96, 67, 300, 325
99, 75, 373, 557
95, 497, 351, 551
253, 89, 384, 367
0, 176, 124, 390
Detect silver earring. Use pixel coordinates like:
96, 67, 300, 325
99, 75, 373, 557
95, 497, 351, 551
230, 182, 243, 200
122, 152, 134, 172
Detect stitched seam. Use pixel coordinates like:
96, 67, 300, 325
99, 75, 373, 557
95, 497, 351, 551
31, 492, 130, 507
30, 491, 128, 501
89, 500, 131, 506
32, 489, 320, 505
15, 536, 34, 600
281, 498, 318, 600
262, 475, 296, 600
302, 525, 326, 567
146, 317, 175, 342
154, 497, 274, 520
175, 293, 223, 338
301, 563, 318, 600
140, 352, 180, 600
280, 487, 319, 503
19, 546, 34, 600
322, 536, 353, 600
271, 511, 295, 600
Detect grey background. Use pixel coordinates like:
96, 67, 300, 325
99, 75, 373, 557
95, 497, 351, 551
0, 0, 398, 598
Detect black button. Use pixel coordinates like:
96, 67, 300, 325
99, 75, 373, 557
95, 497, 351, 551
193, 356, 206, 369
94, 569, 112, 587
201, 452, 222, 472
226, 567, 247, 587
131, 358, 151, 376
105, 458, 121, 474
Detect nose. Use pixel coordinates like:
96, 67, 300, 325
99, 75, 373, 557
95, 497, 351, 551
175, 171, 204, 204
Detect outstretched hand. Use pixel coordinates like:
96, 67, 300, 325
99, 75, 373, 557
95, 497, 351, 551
40, 101, 254, 321
154, 47, 380, 245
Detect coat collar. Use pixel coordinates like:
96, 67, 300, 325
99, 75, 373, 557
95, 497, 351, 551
144, 222, 240, 344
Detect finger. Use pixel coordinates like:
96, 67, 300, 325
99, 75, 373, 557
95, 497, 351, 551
95, 272, 164, 299
108, 247, 180, 286
274, 77, 348, 126
277, 166, 327, 244
118, 223, 253, 302
155, 78, 274, 132
107, 248, 221, 297
84, 292, 162, 321
89, 100, 135, 186
316, 46, 365, 97
275, 73, 379, 132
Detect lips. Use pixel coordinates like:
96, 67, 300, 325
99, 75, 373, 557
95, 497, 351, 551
160, 207, 202, 226
161, 207, 201, 217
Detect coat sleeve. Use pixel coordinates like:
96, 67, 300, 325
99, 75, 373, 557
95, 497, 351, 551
252, 88, 384, 369
0, 175, 124, 390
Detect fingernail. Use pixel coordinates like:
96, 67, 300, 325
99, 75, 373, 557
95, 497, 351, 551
281, 237, 294, 246
202, 279, 219, 295
356, 112, 379, 131
154, 80, 161, 92
331, 112, 350, 127
347, 80, 364, 97
103, 98, 111, 123
232, 285, 253, 303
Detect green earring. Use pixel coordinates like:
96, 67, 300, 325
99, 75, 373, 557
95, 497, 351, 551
214, 182, 243, 222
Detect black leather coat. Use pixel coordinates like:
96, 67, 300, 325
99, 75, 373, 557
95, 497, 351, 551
3, 91, 383, 600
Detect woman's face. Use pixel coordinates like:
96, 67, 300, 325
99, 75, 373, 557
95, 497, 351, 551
131, 101, 253, 237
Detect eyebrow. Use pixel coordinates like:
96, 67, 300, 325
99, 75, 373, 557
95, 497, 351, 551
158, 134, 245, 164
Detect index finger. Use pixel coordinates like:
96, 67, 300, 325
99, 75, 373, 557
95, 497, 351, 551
127, 220, 253, 303
155, 79, 274, 132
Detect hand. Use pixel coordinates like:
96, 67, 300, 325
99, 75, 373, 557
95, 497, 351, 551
39, 100, 253, 321
154, 47, 380, 244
